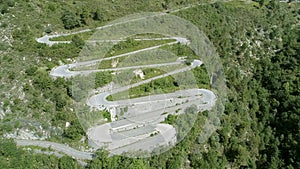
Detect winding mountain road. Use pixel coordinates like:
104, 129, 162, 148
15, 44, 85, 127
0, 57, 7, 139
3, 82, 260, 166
16, 139, 94, 160
15, 0, 223, 160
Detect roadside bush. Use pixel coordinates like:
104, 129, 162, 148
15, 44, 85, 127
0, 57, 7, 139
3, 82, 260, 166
61, 10, 81, 29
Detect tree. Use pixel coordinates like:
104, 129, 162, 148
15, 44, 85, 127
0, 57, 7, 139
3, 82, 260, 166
0, 4, 8, 14
88, 149, 109, 169
59, 156, 78, 169
61, 10, 81, 29
163, 114, 177, 125
128, 159, 148, 169
94, 71, 113, 88
63, 120, 85, 140
102, 110, 111, 122
79, 8, 90, 25
93, 9, 103, 21
258, 0, 265, 7
166, 155, 183, 169
45, 26, 52, 34
267, 0, 279, 10
162, 0, 170, 10
0, 139, 18, 157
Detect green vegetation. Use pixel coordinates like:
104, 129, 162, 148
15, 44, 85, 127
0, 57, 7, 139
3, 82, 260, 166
130, 68, 166, 84
160, 43, 198, 59
98, 59, 114, 69
61, 9, 81, 29
63, 120, 85, 140
94, 71, 113, 88
107, 64, 210, 101
105, 1, 299, 168
192, 65, 210, 89
162, 114, 178, 125
71, 35, 85, 49
51, 32, 163, 42
50, 31, 95, 41
129, 75, 179, 97
107, 75, 180, 101
97, 50, 178, 70
102, 110, 111, 122
0, 0, 15, 15
59, 156, 80, 169
0, 0, 299, 168
77, 108, 112, 130
87, 150, 150, 169
174, 1, 300, 168
117, 66, 179, 85
133, 33, 166, 39
89, 38, 177, 70
104, 38, 175, 58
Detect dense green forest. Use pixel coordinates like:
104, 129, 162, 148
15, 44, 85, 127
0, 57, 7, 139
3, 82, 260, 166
0, 0, 299, 168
